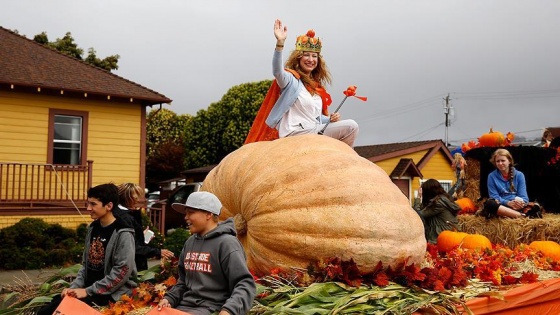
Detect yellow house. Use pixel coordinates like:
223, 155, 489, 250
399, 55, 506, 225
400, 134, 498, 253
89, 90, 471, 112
0, 26, 171, 229
354, 140, 454, 202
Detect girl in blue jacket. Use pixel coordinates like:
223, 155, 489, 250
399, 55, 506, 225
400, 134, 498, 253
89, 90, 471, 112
482, 149, 542, 219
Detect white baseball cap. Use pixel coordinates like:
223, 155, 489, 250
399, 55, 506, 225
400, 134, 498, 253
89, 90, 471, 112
171, 191, 222, 216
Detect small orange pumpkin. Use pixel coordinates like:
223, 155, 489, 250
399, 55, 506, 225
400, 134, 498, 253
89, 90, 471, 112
505, 132, 515, 145
478, 128, 505, 147
529, 241, 560, 262
455, 197, 477, 215
437, 230, 468, 252
461, 234, 492, 251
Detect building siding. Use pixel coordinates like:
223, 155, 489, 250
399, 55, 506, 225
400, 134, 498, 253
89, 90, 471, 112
366, 148, 454, 204
0, 214, 91, 230
0, 91, 143, 186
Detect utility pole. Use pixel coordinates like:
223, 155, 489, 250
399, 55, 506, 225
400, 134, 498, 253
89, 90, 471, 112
443, 94, 453, 147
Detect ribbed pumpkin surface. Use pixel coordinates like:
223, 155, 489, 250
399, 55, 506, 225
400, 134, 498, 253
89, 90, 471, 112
203, 134, 426, 275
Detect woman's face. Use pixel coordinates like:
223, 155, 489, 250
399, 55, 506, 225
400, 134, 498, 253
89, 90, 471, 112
494, 155, 510, 173
299, 51, 318, 74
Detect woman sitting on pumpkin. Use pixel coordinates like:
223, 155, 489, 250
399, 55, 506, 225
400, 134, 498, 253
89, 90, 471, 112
245, 19, 359, 146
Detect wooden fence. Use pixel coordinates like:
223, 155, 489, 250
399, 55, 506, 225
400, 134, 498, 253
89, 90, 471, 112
0, 161, 93, 206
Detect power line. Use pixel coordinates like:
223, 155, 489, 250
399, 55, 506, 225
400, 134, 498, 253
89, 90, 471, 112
400, 122, 445, 142
453, 89, 560, 101
357, 94, 445, 122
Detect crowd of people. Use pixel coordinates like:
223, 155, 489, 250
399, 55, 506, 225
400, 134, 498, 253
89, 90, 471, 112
37, 184, 256, 315
415, 143, 551, 245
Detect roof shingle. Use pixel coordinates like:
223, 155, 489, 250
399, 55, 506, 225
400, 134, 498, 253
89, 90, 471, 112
0, 26, 171, 105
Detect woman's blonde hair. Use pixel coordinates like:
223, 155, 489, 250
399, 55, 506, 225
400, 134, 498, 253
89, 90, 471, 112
490, 149, 516, 192
285, 50, 332, 91
118, 183, 144, 209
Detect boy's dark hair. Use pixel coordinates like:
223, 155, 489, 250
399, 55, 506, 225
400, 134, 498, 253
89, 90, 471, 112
88, 183, 119, 208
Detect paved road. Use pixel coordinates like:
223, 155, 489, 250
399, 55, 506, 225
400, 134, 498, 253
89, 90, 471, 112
0, 259, 160, 294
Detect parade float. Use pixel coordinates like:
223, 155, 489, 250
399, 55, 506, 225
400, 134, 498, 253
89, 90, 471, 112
3, 132, 560, 314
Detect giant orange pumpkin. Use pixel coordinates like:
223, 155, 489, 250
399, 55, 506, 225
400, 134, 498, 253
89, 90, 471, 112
478, 128, 505, 147
202, 135, 426, 275
529, 241, 560, 262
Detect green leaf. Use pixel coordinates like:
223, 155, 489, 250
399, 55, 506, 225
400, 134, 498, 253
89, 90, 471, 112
26, 295, 54, 306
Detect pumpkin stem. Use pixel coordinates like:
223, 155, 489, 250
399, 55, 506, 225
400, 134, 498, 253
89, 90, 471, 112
233, 213, 248, 236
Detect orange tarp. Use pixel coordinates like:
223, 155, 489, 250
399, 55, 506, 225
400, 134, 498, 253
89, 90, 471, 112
146, 306, 188, 314
458, 278, 560, 314
54, 296, 102, 315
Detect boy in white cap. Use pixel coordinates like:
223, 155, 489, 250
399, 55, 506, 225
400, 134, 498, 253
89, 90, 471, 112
157, 191, 255, 315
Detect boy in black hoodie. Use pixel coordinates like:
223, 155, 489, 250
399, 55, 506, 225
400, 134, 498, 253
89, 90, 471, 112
157, 191, 255, 315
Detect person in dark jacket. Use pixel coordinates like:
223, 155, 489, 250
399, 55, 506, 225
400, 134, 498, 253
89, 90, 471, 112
157, 191, 256, 315
37, 183, 137, 315
116, 183, 174, 271
414, 179, 461, 244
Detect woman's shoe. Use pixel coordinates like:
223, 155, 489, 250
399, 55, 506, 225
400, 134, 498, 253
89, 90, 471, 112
526, 204, 543, 219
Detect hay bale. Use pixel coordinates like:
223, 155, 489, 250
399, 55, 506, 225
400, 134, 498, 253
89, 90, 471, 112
463, 157, 480, 202
457, 213, 560, 247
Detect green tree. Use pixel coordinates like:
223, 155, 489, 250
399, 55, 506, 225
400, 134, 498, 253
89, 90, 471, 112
183, 80, 272, 169
84, 47, 120, 71
33, 31, 120, 71
147, 108, 191, 156
146, 108, 191, 190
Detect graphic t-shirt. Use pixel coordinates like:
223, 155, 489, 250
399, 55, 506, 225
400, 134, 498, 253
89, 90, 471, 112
85, 221, 116, 287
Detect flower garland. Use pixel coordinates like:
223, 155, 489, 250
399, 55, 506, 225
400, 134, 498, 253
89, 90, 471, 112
98, 242, 560, 314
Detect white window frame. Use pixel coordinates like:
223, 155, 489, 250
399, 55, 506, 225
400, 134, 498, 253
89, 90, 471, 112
419, 179, 453, 193
53, 115, 83, 165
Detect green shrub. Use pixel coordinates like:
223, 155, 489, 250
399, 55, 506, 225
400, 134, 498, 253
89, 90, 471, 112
46, 248, 72, 267
46, 223, 77, 244
5, 218, 51, 248
76, 223, 88, 242
24, 248, 48, 269
0, 218, 84, 270
163, 228, 191, 257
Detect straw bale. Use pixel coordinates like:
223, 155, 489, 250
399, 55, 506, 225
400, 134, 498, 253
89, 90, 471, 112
457, 213, 560, 247
462, 157, 480, 201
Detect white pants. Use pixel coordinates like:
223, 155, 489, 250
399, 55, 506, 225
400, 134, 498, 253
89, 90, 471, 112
287, 119, 359, 147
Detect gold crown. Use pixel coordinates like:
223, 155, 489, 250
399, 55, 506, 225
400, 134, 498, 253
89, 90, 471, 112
295, 30, 322, 53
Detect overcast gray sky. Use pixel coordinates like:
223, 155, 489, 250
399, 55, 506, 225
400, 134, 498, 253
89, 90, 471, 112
3, 0, 559, 146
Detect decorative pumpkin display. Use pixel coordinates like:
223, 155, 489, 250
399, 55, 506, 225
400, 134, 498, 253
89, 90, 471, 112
202, 134, 426, 275
460, 140, 477, 153
461, 234, 492, 251
437, 230, 468, 252
529, 241, 560, 262
455, 197, 477, 215
478, 128, 506, 147
505, 131, 515, 145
